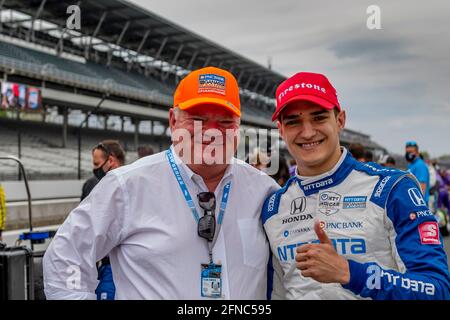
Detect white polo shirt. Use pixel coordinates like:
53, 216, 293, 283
43, 146, 280, 299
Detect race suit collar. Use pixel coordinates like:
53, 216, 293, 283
296, 147, 356, 196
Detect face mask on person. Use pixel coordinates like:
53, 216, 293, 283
405, 152, 416, 163
93, 158, 110, 180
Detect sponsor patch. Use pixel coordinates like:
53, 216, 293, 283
321, 221, 364, 230
343, 196, 367, 209
281, 213, 313, 224
418, 222, 440, 245
277, 238, 366, 261
318, 191, 341, 216
374, 176, 391, 198
198, 74, 226, 96
414, 209, 434, 218
408, 188, 426, 207
290, 197, 306, 215
303, 178, 333, 191
284, 227, 311, 237
267, 194, 276, 212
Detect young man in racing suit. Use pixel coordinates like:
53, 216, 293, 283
262, 72, 450, 299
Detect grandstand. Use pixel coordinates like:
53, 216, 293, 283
0, 0, 389, 229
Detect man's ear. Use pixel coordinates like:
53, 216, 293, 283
277, 120, 283, 136
169, 107, 176, 130
108, 155, 117, 168
337, 110, 346, 131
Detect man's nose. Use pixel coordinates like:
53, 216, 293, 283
202, 120, 227, 132
299, 121, 316, 139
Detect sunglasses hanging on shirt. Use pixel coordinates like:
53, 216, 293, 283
197, 192, 216, 242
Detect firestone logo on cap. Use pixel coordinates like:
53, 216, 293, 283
272, 72, 340, 121
278, 82, 327, 102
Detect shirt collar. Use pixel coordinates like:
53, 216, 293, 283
295, 147, 355, 196
169, 145, 234, 187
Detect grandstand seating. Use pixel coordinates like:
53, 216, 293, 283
0, 40, 270, 119
0, 41, 174, 94
0, 120, 169, 181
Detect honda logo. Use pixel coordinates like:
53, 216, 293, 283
290, 197, 306, 215
408, 188, 426, 207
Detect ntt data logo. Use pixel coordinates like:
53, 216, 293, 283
277, 238, 366, 261
366, 265, 435, 295
303, 178, 333, 191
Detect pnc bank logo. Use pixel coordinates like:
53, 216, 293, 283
290, 197, 306, 215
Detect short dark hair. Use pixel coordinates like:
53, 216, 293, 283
386, 156, 396, 165
349, 143, 365, 160
93, 140, 126, 165
333, 107, 340, 117
364, 150, 373, 162
405, 141, 419, 151
137, 144, 154, 158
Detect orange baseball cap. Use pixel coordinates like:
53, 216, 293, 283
173, 66, 241, 117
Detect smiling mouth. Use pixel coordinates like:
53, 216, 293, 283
296, 139, 325, 150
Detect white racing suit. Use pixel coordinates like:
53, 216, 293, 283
263, 148, 450, 299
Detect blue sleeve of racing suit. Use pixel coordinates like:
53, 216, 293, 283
267, 254, 274, 300
342, 176, 450, 299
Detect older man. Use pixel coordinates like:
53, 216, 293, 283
43, 66, 279, 299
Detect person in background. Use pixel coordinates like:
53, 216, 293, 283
0, 184, 6, 242
384, 156, 396, 168
437, 168, 450, 215
427, 159, 439, 213
379, 154, 396, 168
364, 149, 374, 162
269, 155, 291, 187
137, 144, 154, 159
81, 140, 126, 201
248, 148, 270, 172
85, 140, 125, 300
348, 143, 365, 162
405, 141, 430, 204
80, 176, 98, 202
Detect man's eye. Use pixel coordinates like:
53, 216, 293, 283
285, 119, 299, 126
314, 116, 327, 121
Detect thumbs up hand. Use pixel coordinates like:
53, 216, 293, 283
314, 219, 333, 245
295, 220, 350, 284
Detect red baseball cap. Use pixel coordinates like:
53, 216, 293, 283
272, 72, 341, 121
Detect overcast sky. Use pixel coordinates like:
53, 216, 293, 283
129, 0, 450, 158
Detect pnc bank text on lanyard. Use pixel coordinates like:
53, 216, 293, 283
166, 148, 232, 263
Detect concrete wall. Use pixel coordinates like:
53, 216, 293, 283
1, 180, 83, 230
5, 198, 79, 230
